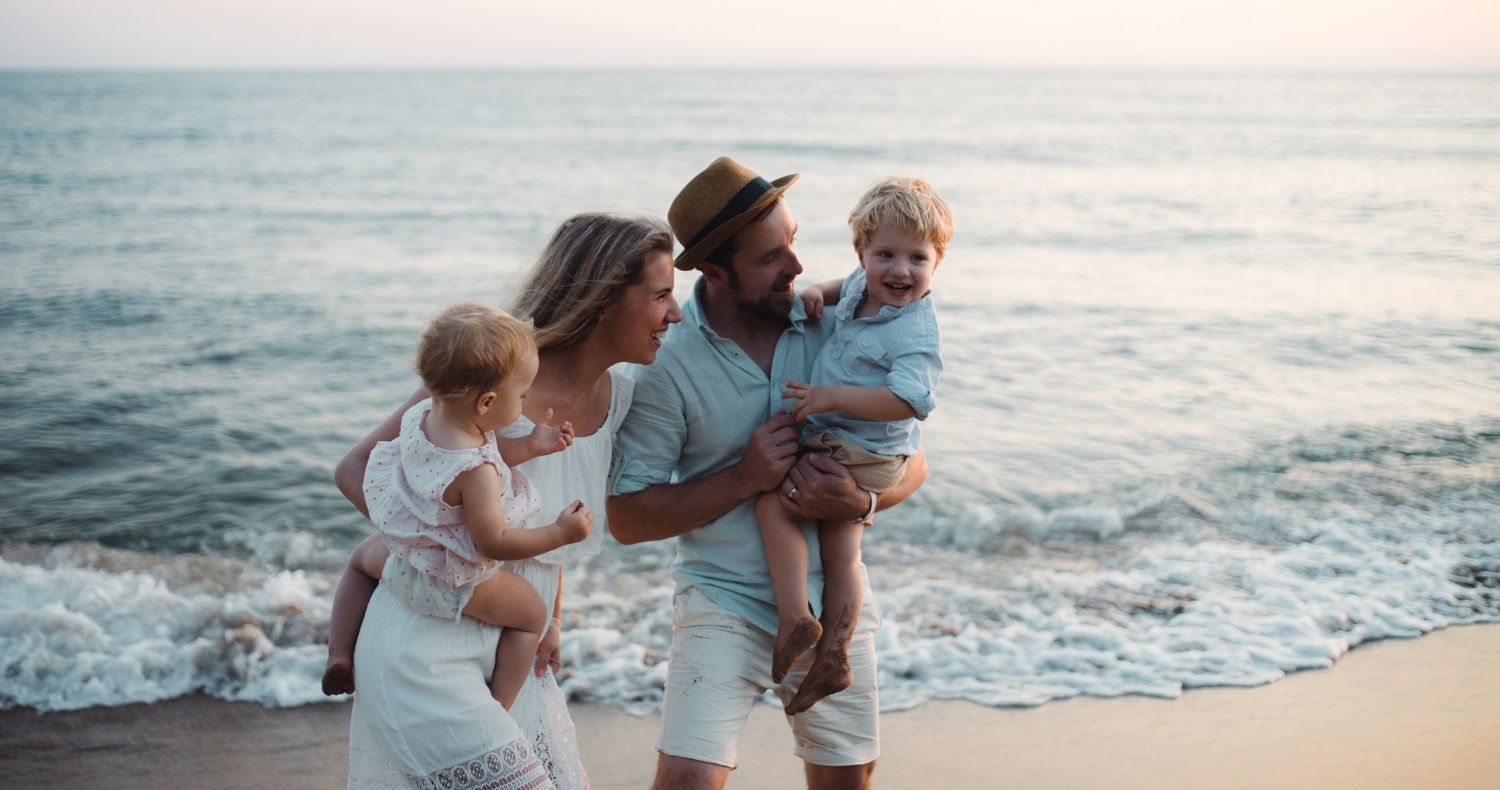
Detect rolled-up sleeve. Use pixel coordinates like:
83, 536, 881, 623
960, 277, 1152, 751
884, 321, 942, 420
612, 361, 687, 495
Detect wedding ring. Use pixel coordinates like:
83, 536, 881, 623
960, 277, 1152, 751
788, 485, 799, 502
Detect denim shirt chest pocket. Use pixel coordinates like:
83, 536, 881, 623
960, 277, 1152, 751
838, 332, 888, 378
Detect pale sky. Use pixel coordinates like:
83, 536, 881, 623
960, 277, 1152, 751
1, 0, 1497, 70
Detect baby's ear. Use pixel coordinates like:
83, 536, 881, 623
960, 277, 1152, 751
474, 390, 498, 414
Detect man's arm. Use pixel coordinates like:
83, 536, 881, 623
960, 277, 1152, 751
334, 386, 428, 517
780, 447, 928, 523
609, 413, 801, 545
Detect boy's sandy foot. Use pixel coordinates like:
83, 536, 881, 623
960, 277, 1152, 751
772, 617, 823, 684
322, 656, 355, 696
784, 649, 852, 716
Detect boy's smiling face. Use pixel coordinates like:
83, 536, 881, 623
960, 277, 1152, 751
857, 225, 939, 309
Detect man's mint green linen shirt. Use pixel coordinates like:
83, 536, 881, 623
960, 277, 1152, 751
612, 277, 846, 635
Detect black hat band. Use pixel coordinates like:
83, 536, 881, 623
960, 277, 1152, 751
683, 176, 773, 252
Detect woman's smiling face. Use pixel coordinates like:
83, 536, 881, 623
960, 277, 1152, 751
596, 250, 681, 365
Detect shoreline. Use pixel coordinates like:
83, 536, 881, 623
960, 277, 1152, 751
2, 623, 1496, 789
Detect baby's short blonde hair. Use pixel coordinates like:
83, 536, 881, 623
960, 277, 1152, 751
416, 302, 536, 402
848, 177, 954, 258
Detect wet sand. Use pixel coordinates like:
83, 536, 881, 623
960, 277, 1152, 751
3, 624, 1497, 789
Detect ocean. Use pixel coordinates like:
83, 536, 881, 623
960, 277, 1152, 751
2, 70, 1497, 714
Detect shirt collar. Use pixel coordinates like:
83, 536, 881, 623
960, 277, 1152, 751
684, 275, 811, 343
835, 273, 934, 324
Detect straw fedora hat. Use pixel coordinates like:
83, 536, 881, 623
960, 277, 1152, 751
668, 157, 798, 271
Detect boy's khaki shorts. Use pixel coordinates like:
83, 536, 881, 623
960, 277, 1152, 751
655, 586, 882, 769
805, 431, 908, 494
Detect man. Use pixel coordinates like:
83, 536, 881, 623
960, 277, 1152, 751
608, 157, 927, 790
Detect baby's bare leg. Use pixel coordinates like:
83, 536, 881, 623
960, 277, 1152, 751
323, 536, 390, 695
757, 491, 823, 684
463, 570, 547, 709
786, 520, 862, 716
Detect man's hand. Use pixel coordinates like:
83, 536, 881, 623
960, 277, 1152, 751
780, 451, 865, 522
534, 619, 562, 678
527, 408, 575, 457
782, 381, 844, 422
739, 413, 800, 493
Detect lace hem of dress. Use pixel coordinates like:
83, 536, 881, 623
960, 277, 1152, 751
510, 670, 588, 790
349, 740, 554, 790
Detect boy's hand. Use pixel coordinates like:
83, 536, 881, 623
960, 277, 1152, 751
528, 409, 575, 457
782, 381, 841, 421
555, 500, 593, 544
799, 287, 826, 320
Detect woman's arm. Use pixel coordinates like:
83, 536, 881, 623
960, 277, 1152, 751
535, 572, 565, 677
334, 386, 429, 518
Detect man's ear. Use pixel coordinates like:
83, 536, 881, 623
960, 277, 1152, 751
474, 390, 498, 415
699, 260, 731, 289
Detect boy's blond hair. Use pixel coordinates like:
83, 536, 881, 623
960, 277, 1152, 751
847, 177, 954, 258
416, 302, 536, 402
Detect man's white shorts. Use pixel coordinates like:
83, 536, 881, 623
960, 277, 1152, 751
655, 586, 881, 769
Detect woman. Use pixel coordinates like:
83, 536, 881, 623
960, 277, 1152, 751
334, 213, 681, 790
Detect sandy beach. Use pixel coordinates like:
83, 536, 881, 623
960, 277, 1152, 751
3, 623, 1496, 789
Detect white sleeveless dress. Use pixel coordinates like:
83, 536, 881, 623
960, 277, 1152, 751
348, 409, 552, 789
499, 368, 634, 790
346, 589, 551, 790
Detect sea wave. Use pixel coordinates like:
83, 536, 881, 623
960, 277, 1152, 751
2, 421, 1495, 714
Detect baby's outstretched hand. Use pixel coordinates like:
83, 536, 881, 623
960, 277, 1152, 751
782, 381, 839, 421
528, 408, 575, 457
555, 500, 593, 544
799, 287, 825, 320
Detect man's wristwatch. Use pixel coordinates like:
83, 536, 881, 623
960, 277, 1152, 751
853, 489, 878, 526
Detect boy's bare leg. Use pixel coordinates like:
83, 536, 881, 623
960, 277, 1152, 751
757, 491, 823, 684
463, 570, 548, 709
786, 520, 861, 716
323, 536, 390, 695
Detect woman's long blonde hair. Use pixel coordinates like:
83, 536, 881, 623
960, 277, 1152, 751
510, 212, 673, 351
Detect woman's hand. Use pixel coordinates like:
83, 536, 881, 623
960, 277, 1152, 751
534, 619, 562, 678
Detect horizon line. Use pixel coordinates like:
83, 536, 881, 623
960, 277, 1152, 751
3, 64, 1499, 75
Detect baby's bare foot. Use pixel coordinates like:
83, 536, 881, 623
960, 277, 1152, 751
322, 656, 355, 696
785, 649, 852, 716
773, 617, 823, 684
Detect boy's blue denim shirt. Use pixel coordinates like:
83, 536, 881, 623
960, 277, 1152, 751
803, 269, 942, 457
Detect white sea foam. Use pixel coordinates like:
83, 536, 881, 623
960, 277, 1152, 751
0, 546, 335, 710
2, 425, 1497, 715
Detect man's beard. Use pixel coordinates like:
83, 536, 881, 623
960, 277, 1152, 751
726, 265, 792, 324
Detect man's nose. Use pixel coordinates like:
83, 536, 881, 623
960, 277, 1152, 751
784, 249, 804, 278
